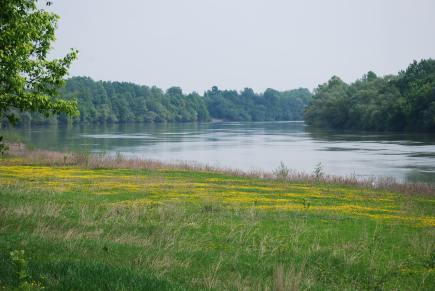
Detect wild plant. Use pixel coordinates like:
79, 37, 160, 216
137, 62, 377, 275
73, 150, 91, 167
115, 151, 123, 163
313, 162, 323, 180
0, 136, 8, 155
273, 162, 290, 180
303, 198, 311, 209
10, 250, 44, 290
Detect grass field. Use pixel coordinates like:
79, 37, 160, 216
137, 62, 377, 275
0, 151, 434, 290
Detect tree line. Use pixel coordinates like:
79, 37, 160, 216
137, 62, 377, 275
13, 77, 312, 125
6, 59, 434, 132
305, 59, 435, 132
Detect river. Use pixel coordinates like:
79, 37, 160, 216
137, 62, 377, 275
3, 121, 435, 183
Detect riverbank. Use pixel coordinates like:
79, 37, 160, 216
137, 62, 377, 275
0, 149, 434, 289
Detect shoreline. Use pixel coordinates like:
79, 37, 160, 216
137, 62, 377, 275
3, 144, 434, 196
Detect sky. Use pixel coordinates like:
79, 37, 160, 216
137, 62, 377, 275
47, 0, 435, 93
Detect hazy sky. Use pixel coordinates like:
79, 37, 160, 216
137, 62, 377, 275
48, 0, 435, 93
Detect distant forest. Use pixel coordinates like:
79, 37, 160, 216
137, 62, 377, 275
305, 59, 435, 131
13, 78, 311, 125
5, 59, 434, 132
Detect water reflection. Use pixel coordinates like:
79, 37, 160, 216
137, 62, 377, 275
2, 121, 434, 183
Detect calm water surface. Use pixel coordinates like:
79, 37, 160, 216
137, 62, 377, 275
5, 122, 435, 183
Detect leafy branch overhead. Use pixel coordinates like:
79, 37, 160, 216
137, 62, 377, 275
0, 0, 79, 126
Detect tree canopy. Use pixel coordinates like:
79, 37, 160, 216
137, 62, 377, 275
304, 59, 435, 132
0, 0, 78, 149
13, 77, 312, 125
205, 86, 311, 122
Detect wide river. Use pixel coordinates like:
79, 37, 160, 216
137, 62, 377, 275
4, 122, 435, 184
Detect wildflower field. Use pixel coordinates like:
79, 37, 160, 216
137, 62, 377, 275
0, 152, 434, 290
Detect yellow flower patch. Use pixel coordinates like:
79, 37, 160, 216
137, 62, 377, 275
0, 164, 433, 228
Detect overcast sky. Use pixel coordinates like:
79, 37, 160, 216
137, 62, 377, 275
48, 0, 435, 93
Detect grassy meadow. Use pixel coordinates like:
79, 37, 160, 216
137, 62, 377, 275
0, 150, 434, 290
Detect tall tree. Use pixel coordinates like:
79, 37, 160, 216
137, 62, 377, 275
0, 0, 78, 151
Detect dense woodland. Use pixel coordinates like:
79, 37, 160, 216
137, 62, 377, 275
5, 59, 434, 132
305, 59, 435, 131
205, 87, 311, 121
14, 77, 311, 125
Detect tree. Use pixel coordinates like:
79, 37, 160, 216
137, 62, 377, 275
304, 59, 435, 131
0, 0, 78, 152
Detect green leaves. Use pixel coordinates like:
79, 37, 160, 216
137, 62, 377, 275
0, 0, 78, 124
304, 59, 435, 132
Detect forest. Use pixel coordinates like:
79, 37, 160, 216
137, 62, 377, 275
304, 59, 435, 131
14, 77, 311, 125
6, 59, 434, 132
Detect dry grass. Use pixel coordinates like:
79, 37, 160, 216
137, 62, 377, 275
273, 263, 306, 291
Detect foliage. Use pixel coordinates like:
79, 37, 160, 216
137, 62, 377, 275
12, 77, 210, 124
10, 250, 44, 290
8, 77, 312, 125
273, 161, 290, 179
0, 0, 79, 121
313, 162, 324, 180
0, 0, 78, 146
205, 86, 312, 122
60, 77, 210, 124
0, 136, 8, 155
305, 59, 435, 131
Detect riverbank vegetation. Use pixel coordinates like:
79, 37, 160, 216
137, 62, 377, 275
305, 59, 435, 132
9, 77, 312, 125
0, 148, 434, 290
7, 58, 434, 132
